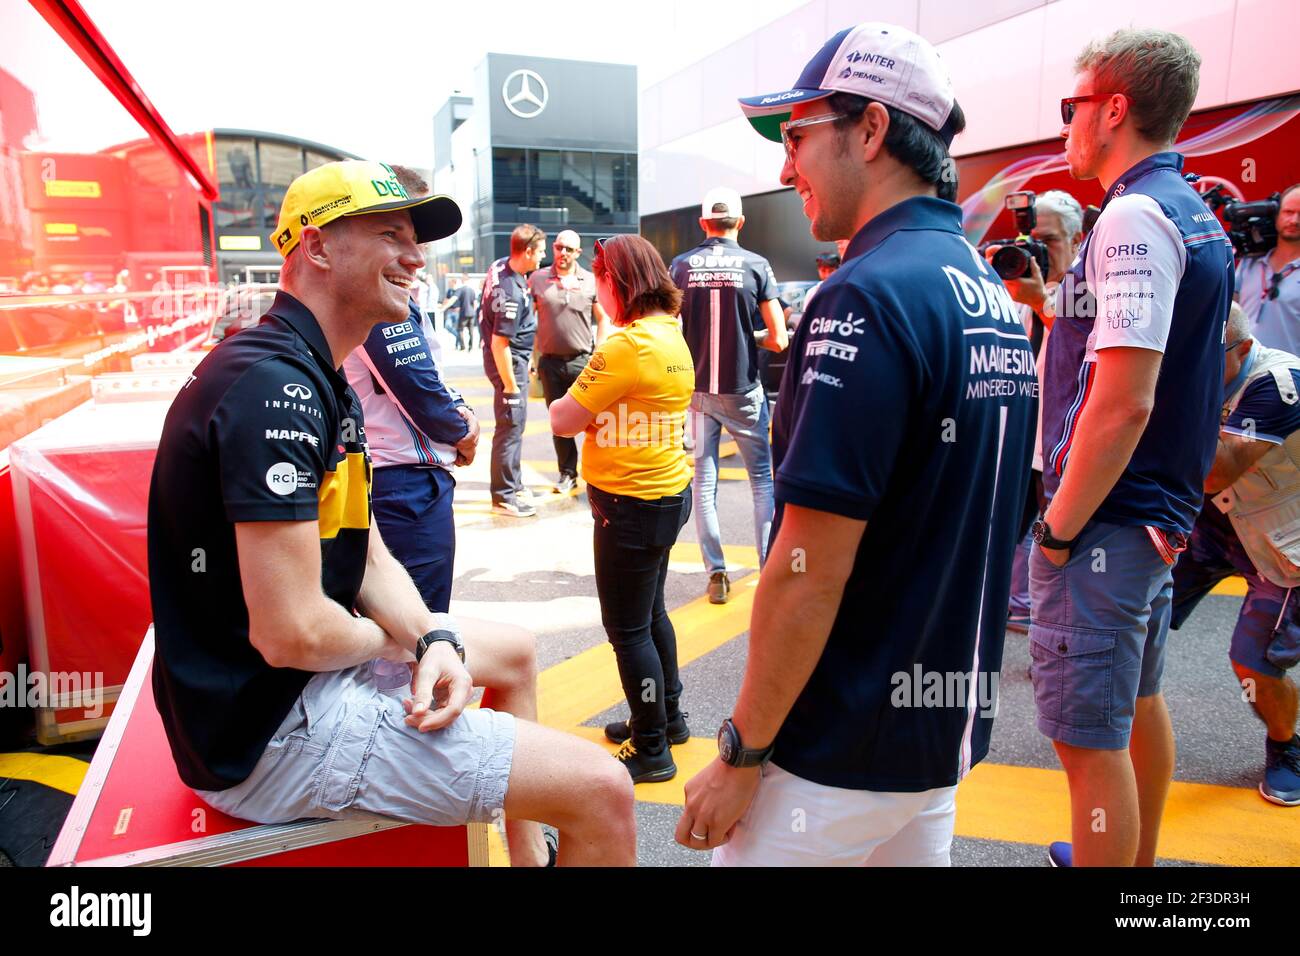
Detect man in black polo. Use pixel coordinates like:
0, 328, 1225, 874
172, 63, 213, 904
148, 160, 634, 866
529, 229, 610, 495
481, 223, 546, 518
670, 187, 788, 604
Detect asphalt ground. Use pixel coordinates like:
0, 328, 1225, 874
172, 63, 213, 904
2, 336, 1296, 867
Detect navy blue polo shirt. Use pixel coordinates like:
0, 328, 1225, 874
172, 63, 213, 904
148, 290, 372, 791
479, 256, 536, 366
670, 236, 778, 394
770, 196, 1036, 792
1044, 152, 1234, 535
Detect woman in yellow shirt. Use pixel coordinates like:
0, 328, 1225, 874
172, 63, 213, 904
550, 235, 695, 783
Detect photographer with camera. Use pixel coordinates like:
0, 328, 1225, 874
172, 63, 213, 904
985, 190, 1086, 632
1236, 184, 1300, 355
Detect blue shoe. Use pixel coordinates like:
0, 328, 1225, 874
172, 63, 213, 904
1006, 613, 1030, 635
1261, 735, 1300, 806
1047, 841, 1072, 867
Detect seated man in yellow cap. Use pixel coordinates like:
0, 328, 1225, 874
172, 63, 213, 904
147, 160, 635, 866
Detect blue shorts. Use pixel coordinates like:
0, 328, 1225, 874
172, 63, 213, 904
1028, 522, 1174, 750
1171, 502, 1300, 678
196, 661, 515, 827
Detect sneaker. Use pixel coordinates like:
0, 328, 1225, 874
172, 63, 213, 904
613, 739, 676, 784
708, 571, 730, 605
518, 486, 535, 501
555, 474, 577, 495
1006, 613, 1030, 634
604, 712, 691, 746
1047, 841, 1072, 867
1261, 734, 1300, 806
492, 499, 537, 518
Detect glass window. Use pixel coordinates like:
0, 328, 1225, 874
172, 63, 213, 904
258, 141, 304, 190
261, 188, 286, 229
304, 150, 336, 172
491, 148, 527, 224
216, 137, 257, 190
215, 188, 258, 229
559, 151, 594, 225
592, 153, 617, 224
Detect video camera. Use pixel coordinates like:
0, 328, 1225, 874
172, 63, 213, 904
979, 191, 1051, 281
1199, 183, 1279, 257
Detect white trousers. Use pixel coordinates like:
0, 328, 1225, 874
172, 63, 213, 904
712, 764, 958, 867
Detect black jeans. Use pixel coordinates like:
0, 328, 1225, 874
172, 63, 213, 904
537, 351, 590, 479
589, 482, 692, 753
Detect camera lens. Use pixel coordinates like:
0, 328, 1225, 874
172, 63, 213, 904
992, 245, 1031, 281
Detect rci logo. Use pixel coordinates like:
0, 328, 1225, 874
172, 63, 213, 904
283, 383, 312, 400
266, 462, 298, 496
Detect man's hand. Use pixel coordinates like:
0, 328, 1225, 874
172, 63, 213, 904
404, 641, 472, 732
1038, 544, 1070, 568
675, 758, 761, 850
454, 405, 480, 466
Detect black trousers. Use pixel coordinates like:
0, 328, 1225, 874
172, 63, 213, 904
589, 482, 692, 753
537, 351, 590, 479
487, 352, 530, 505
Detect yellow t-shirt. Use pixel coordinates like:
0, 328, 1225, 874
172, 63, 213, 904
568, 315, 695, 499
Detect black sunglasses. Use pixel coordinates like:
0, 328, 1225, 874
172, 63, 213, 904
555, 243, 580, 254
1268, 264, 1298, 300
1060, 92, 1120, 125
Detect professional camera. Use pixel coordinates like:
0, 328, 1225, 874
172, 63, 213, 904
1199, 182, 1280, 257
978, 191, 1051, 281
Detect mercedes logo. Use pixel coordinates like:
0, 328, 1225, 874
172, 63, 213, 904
502, 69, 549, 119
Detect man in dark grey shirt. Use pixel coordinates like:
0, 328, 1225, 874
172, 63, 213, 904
529, 229, 610, 494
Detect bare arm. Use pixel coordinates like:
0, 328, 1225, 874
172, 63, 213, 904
236, 521, 400, 671
1205, 431, 1275, 495
756, 298, 788, 353
355, 521, 441, 655
1043, 346, 1162, 541
550, 392, 597, 438
731, 503, 864, 745
491, 333, 518, 392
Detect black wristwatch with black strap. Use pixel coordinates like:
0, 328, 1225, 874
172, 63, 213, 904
1031, 517, 1080, 551
717, 718, 774, 769
415, 628, 464, 664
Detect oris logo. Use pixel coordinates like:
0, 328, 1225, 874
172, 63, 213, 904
502, 69, 549, 119
1105, 244, 1148, 257
283, 383, 312, 400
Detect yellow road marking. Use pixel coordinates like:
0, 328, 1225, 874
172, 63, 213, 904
1211, 577, 1246, 596
564, 731, 1298, 867
538, 567, 760, 729
0, 752, 87, 795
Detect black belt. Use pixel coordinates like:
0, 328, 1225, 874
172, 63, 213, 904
540, 350, 590, 362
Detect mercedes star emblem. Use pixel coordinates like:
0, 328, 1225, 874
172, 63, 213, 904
502, 69, 549, 119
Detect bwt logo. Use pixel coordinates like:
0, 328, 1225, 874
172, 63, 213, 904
1105, 243, 1148, 257
283, 383, 312, 400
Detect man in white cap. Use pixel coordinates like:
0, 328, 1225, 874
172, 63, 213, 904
676, 23, 1035, 865
669, 187, 788, 605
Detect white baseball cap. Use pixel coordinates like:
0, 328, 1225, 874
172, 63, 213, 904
701, 186, 743, 220
738, 22, 957, 145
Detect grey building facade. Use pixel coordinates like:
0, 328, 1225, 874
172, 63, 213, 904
431, 54, 638, 275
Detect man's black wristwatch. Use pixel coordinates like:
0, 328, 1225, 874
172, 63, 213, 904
415, 628, 464, 664
717, 718, 774, 769
1031, 518, 1079, 551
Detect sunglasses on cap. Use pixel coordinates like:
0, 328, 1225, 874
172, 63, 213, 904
1060, 92, 1121, 125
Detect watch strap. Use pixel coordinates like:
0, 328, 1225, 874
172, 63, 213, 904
415, 628, 463, 663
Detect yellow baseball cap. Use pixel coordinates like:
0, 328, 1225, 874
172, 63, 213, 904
270, 160, 462, 258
